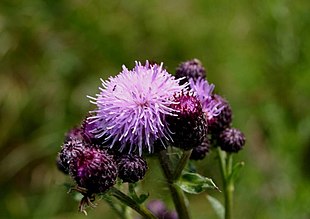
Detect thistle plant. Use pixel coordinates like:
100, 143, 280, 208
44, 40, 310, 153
56, 59, 245, 219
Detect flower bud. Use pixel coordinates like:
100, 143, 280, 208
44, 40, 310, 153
175, 59, 206, 84
168, 92, 207, 150
117, 154, 148, 183
57, 138, 85, 174
69, 147, 118, 194
190, 137, 210, 160
218, 128, 245, 153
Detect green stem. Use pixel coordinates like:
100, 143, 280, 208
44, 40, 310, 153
173, 150, 192, 180
110, 187, 156, 219
217, 149, 235, 219
226, 153, 233, 178
158, 150, 191, 219
225, 182, 234, 219
217, 147, 227, 180
225, 153, 234, 219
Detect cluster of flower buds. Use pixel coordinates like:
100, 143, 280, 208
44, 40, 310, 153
174, 59, 245, 159
56, 117, 148, 212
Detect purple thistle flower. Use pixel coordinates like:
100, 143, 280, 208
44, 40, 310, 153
88, 61, 186, 155
189, 78, 224, 121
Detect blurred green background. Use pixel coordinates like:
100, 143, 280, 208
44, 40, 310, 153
1, 0, 310, 218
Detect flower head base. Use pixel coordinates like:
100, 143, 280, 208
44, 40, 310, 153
189, 78, 224, 121
89, 61, 186, 155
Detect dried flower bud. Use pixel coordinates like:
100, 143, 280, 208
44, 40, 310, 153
218, 128, 245, 153
168, 92, 207, 150
69, 147, 118, 194
175, 59, 206, 84
117, 154, 148, 183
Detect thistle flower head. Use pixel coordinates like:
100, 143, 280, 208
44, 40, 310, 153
189, 78, 224, 121
89, 61, 186, 155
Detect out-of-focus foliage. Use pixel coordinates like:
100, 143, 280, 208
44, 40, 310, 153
1, 0, 310, 218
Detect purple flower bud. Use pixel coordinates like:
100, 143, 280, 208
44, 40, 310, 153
190, 137, 210, 160
167, 92, 207, 150
69, 147, 118, 194
175, 59, 206, 84
57, 138, 85, 174
218, 128, 245, 153
117, 154, 148, 183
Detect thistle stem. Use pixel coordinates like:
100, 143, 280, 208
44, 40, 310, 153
225, 153, 234, 219
158, 150, 191, 219
173, 150, 192, 180
217, 148, 234, 219
217, 148, 227, 180
110, 187, 156, 219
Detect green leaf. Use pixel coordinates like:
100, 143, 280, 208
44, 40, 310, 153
206, 195, 224, 219
227, 161, 245, 183
176, 172, 220, 194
